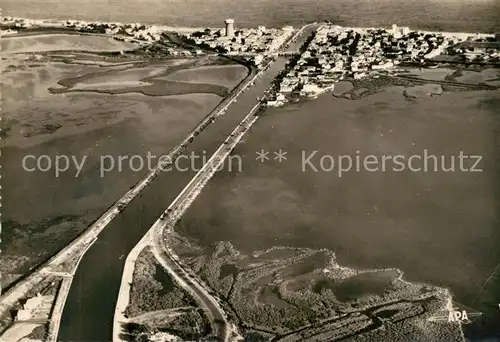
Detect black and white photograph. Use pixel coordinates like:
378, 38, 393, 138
1, 1, 499, 341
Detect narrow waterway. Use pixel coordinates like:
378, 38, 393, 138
57, 58, 288, 342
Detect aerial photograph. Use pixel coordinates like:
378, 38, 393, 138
0, 0, 499, 341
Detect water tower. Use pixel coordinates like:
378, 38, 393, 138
225, 19, 235, 38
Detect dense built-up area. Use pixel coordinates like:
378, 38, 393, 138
186, 24, 294, 58
266, 24, 500, 104
1, 17, 166, 42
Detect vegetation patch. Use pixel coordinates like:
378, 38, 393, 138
166, 231, 460, 340
125, 247, 197, 318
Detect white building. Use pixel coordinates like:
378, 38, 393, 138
266, 100, 281, 107
301, 83, 322, 96
371, 61, 394, 70
253, 54, 264, 65
392, 24, 398, 34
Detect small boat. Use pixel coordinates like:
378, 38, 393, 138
119, 254, 124, 260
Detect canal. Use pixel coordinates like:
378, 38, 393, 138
57, 57, 288, 342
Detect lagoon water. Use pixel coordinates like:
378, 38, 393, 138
179, 86, 500, 339
4, 0, 500, 33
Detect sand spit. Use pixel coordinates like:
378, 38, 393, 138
1, 52, 243, 148
50, 58, 244, 97
159, 64, 249, 88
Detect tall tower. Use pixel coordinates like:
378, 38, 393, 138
225, 19, 235, 38
392, 24, 398, 34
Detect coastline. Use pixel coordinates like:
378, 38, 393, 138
3, 16, 499, 36
1, 16, 214, 33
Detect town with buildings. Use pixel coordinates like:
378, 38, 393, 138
2, 16, 499, 107
184, 19, 294, 66
1, 16, 165, 43
2, 16, 213, 57
264, 24, 500, 106
2, 16, 295, 61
